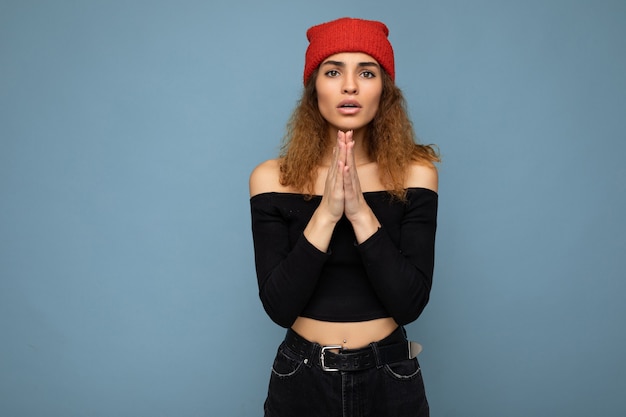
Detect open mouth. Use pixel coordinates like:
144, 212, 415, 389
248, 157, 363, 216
338, 100, 361, 109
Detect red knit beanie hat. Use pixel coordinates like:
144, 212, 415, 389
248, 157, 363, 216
303, 17, 395, 85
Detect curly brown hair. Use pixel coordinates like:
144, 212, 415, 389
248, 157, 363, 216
279, 69, 439, 199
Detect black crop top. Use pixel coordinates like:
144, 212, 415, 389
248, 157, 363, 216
250, 188, 438, 328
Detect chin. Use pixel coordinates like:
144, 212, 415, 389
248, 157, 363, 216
333, 122, 368, 133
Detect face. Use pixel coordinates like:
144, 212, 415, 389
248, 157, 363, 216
315, 52, 383, 135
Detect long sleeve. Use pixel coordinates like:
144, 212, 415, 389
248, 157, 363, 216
250, 193, 329, 328
357, 189, 438, 325
249, 189, 438, 327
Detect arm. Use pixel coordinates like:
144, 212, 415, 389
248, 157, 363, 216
358, 163, 438, 324
249, 132, 360, 327
358, 188, 438, 325
249, 153, 347, 327
249, 160, 330, 327
340, 133, 439, 323
250, 194, 330, 328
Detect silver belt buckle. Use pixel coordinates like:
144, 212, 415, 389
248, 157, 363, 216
320, 345, 343, 372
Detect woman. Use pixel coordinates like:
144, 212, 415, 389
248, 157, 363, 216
250, 17, 439, 417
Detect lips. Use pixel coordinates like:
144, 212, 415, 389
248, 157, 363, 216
337, 99, 362, 115
338, 99, 361, 108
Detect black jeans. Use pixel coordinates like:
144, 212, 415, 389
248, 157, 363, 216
264, 327, 429, 417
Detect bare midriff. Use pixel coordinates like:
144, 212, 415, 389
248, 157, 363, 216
291, 316, 399, 350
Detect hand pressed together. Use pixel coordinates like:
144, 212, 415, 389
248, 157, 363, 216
305, 131, 381, 252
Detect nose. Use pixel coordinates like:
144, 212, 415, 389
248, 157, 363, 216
342, 74, 358, 95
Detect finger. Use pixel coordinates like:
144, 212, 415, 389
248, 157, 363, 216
345, 139, 361, 191
325, 132, 343, 182
343, 162, 354, 195
344, 131, 357, 176
337, 159, 346, 188
337, 133, 348, 168
337, 130, 348, 145
320, 147, 345, 220
345, 132, 356, 167
337, 130, 347, 162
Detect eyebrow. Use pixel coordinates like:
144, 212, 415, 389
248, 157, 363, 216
320, 60, 380, 68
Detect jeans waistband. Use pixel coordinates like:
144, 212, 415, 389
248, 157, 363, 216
283, 326, 411, 372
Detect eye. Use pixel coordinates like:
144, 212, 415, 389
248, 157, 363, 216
360, 70, 376, 79
325, 69, 340, 77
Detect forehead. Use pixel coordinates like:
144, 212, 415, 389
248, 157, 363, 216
321, 52, 379, 65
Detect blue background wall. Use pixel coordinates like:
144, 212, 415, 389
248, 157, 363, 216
1, 1, 625, 416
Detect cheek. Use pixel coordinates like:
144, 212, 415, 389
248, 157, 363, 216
315, 80, 329, 104
363, 83, 382, 111
368, 93, 382, 116
316, 91, 334, 116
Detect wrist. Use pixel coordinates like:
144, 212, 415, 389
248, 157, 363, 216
349, 210, 381, 244
303, 208, 340, 253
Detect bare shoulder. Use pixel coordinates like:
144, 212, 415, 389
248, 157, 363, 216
405, 161, 439, 193
249, 159, 287, 197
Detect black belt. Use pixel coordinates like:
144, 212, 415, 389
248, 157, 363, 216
283, 328, 422, 372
